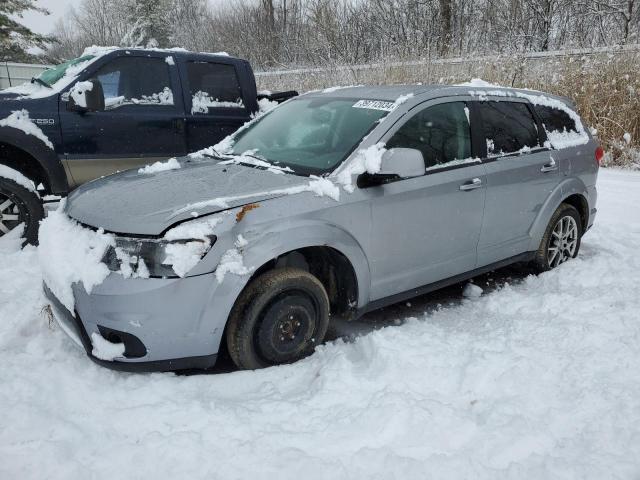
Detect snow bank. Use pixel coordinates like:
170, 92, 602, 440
90, 332, 125, 361
0, 164, 37, 192
38, 203, 114, 313
0, 110, 54, 150
2, 169, 640, 479
333, 142, 386, 192
138, 158, 180, 174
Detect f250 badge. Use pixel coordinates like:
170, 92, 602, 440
32, 118, 55, 126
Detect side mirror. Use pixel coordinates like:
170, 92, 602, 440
357, 148, 425, 188
67, 79, 105, 113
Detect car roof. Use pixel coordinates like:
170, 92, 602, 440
104, 47, 241, 62
305, 83, 574, 108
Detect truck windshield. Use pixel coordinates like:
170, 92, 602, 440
230, 97, 390, 176
36, 55, 96, 87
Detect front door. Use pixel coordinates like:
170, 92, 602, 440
473, 99, 560, 265
367, 99, 487, 300
59, 53, 187, 187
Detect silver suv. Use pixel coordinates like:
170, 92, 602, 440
42, 85, 600, 372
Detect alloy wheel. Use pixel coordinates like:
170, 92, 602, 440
0, 192, 25, 237
547, 215, 578, 268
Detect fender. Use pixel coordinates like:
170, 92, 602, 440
0, 127, 68, 194
527, 177, 589, 251
195, 220, 372, 354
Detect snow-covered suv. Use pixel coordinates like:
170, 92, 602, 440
41, 83, 600, 372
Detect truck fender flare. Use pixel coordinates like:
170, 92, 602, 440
0, 127, 68, 194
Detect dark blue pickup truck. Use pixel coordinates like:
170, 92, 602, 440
0, 47, 294, 243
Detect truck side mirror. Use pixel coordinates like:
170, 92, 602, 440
357, 148, 426, 188
67, 79, 105, 113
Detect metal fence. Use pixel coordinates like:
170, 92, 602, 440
0, 62, 51, 89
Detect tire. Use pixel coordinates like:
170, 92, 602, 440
226, 267, 330, 370
532, 203, 582, 272
0, 177, 43, 245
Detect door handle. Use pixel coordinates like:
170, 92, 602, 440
459, 178, 483, 191
541, 158, 558, 172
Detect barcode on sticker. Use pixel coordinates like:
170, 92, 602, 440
352, 100, 396, 111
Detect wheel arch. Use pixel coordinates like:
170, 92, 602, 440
0, 129, 68, 194
198, 222, 372, 356
527, 178, 590, 251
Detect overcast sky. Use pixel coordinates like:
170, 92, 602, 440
19, 0, 228, 35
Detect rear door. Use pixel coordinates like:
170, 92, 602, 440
367, 98, 487, 299
60, 53, 187, 187
181, 59, 253, 152
474, 99, 560, 265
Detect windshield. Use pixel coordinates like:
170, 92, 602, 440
230, 97, 390, 175
36, 55, 95, 87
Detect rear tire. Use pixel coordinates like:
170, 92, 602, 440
532, 203, 582, 272
0, 177, 43, 245
226, 267, 330, 370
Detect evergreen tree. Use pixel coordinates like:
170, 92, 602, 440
0, 0, 50, 62
122, 0, 171, 48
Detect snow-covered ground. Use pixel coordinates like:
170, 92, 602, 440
1, 168, 639, 479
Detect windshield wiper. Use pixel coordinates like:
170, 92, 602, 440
201, 148, 231, 160
31, 76, 52, 89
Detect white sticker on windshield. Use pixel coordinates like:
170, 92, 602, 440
352, 100, 396, 112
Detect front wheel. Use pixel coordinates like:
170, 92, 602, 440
532, 203, 582, 272
226, 268, 330, 370
0, 177, 43, 245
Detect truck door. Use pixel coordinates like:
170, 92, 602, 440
181, 60, 251, 153
59, 53, 187, 187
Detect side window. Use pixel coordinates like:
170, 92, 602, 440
93, 57, 174, 110
186, 62, 244, 114
534, 105, 577, 134
386, 102, 471, 169
476, 101, 539, 156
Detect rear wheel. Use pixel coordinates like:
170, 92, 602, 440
532, 203, 582, 272
226, 268, 330, 370
0, 177, 43, 245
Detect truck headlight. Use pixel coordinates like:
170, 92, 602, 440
102, 236, 216, 278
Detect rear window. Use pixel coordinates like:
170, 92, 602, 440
186, 62, 244, 113
476, 101, 540, 156
534, 105, 577, 134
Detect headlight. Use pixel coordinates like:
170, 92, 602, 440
102, 236, 216, 278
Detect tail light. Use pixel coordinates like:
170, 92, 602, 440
595, 146, 604, 167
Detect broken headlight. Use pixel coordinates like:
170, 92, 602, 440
102, 236, 216, 278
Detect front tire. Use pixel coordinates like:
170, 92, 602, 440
226, 268, 330, 370
532, 203, 582, 272
0, 177, 43, 245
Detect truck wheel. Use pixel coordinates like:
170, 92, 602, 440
226, 267, 330, 370
0, 177, 44, 245
532, 203, 582, 272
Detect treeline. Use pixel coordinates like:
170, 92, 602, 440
49, 0, 640, 68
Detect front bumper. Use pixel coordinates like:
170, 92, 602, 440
43, 275, 220, 372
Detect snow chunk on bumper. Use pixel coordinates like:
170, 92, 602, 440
38, 203, 114, 313
91, 332, 125, 361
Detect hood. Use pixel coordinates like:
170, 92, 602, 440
66, 158, 310, 236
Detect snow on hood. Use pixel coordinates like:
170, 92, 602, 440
65, 159, 319, 236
